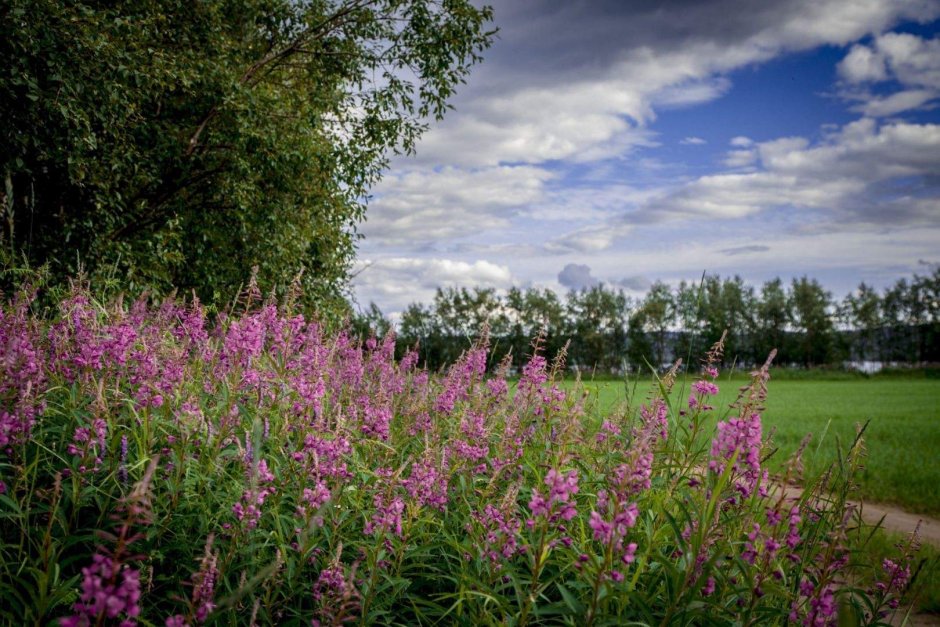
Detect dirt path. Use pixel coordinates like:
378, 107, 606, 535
854, 500, 940, 548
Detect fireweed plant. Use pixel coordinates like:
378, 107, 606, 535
0, 282, 930, 625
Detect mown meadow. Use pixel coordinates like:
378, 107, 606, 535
1, 283, 936, 626
577, 377, 940, 516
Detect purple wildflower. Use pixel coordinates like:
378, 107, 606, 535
232, 459, 277, 529
60, 553, 141, 626
312, 563, 359, 626
476, 503, 522, 565
191, 535, 219, 623
596, 420, 621, 443
529, 468, 579, 523
314, 567, 346, 602
639, 399, 668, 440
402, 457, 449, 510
702, 577, 716, 596
518, 354, 548, 392
709, 411, 765, 499
692, 380, 719, 396
589, 495, 640, 571
787, 505, 802, 550
365, 494, 405, 536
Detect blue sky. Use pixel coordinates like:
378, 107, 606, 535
352, 0, 940, 319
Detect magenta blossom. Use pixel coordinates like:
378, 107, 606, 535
60, 553, 141, 626
529, 468, 579, 523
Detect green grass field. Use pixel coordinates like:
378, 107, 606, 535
575, 377, 940, 516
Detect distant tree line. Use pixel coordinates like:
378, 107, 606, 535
353, 269, 940, 372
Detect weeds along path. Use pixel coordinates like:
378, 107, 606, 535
776, 484, 940, 548
681, 460, 940, 547
773, 484, 940, 626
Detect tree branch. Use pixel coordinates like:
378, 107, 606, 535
185, 0, 377, 157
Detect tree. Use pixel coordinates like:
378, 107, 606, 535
881, 269, 940, 362
637, 281, 674, 368
755, 278, 791, 365
910, 268, 940, 362
700, 275, 755, 367
788, 277, 836, 367
673, 279, 704, 359
396, 286, 511, 369
433, 287, 508, 339
841, 282, 881, 361
504, 287, 567, 365
564, 286, 628, 373
0, 0, 494, 315
398, 301, 447, 367
351, 301, 391, 339
625, 307, 654, 374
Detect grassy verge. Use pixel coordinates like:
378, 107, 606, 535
852, 526, 940, 615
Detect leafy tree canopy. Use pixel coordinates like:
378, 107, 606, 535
0, 0, 494, 316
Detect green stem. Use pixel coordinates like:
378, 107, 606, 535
518, 522, 548, 627
584, 539, 614, 627
359, 544, 382, 625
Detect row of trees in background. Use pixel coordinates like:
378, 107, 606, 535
354, 269, 940, 372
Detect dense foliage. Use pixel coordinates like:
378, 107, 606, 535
0, 0, 493, 315
0, 284, 929, 625
374, 270, 940, 372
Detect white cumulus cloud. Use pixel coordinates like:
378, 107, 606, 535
362, 165, 554, 246
353, 257, 516, 316
838, 32, 940, 115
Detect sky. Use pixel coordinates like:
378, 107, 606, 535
351, 0, 940, 320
